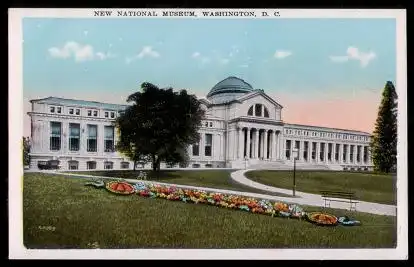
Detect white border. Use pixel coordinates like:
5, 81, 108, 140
9, 8, 408, 260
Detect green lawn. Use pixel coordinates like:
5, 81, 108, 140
66, 170, 293, 197
245, 170, 396, 205
24, 173, 396, 249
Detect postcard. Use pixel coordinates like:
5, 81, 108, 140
9, 8, 407, 260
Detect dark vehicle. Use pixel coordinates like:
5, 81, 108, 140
37, 160, 60, 170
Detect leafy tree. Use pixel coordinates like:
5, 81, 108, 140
23, 137, 31, 166
370, 81, 398, 173
116, 82, 205, 173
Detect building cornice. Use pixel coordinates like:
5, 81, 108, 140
28, 112, 117, 123
284, 123, 372, 136
229, 117, 285, 126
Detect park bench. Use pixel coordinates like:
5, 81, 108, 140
320, 190, 358, 211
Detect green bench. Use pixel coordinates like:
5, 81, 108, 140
320, 190, 358, 211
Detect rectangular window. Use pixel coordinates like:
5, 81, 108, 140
320, 143, 325, 161
335, 144, 340, 161
104, 161, 113, 169
356, 145, 361, 162
343, 145, 348, 162
311, 142, 316, 160
87, 161, 96, 170
350, 145, 354, 162
121, 162, 130, 169
104, 126, 114, 152
50, 106, 55, 113
68, 161, 79, 170
328, 143, 332, 161
111, 112, 115, 118
205, 133, 212, 156
57, 107, 62, 114
50, 122, 61, 151
285, 140, 291, 160
255, 104, 262, 116
303, 141, 309, 160
363, 146, 368, 163
93, 110, 98, 117
87, 110, 92, 116
75, 109, 80, 115
69, 108, 74, 115
105, 112, 109, 118
294, 140, 300, 160
192, 142, 199, 156
87, 124, 97, 152
69, 123, 80, 151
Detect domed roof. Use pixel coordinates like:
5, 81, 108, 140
207, 76, 254, 98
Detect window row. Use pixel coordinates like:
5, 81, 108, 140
192, 133, 213, 157
67, 160, 130, 170
50, 122, 115, 152
247, 104, 270, 118
284, 128, 369, 142
49, 105, 117, 119
203, 121, 214, 128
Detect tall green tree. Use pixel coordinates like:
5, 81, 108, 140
370, 81, 398, 173
116, 82, 205, 172
23, 137, 31, 166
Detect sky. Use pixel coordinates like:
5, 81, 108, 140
22, 18, 396, 136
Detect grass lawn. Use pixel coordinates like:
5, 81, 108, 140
66, 170, 293, 197
24, 173, 396, 249
245, 170, 396, 205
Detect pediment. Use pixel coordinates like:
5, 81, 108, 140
236, 90, 283, 109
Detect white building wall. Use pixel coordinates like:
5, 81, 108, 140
28, 95, 374, 171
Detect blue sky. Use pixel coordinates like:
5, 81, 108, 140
22, 18, 396, 135
23, 18, 395, 97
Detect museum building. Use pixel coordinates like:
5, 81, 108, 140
28, 76, 373, 171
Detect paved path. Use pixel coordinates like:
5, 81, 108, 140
36, 170, 396, 216
230, 169, 397, 216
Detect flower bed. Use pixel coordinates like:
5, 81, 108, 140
105, 181, 136, 195
87, 180, 360, 227
306, 212, 338, 226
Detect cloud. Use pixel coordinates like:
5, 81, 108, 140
96, 52, 116, 60
125, 46, 160, 64
192, 52, 201, 58
48, 41, 115, 62
191, 52, 210, 64
137, 46, 160, 59
274, 50, 292, 59
330, 46, 376, 67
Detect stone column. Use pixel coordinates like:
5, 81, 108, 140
332, 143, 336, 163
271, 131, 276, 160
200, 132, 205, 158
324, 143, 328, 162
316, 142, 320, 162
246, 128, 251, 159
279, 133, 284, 160
367, 146, 372, 165
254, 129, 259, 158
238, 127, 244, 159
263, 130, 268, 159
353, 145, 357, 165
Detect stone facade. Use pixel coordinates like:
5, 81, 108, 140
28, 77, 373, 171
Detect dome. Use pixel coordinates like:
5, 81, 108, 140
206, 76, 255, 104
